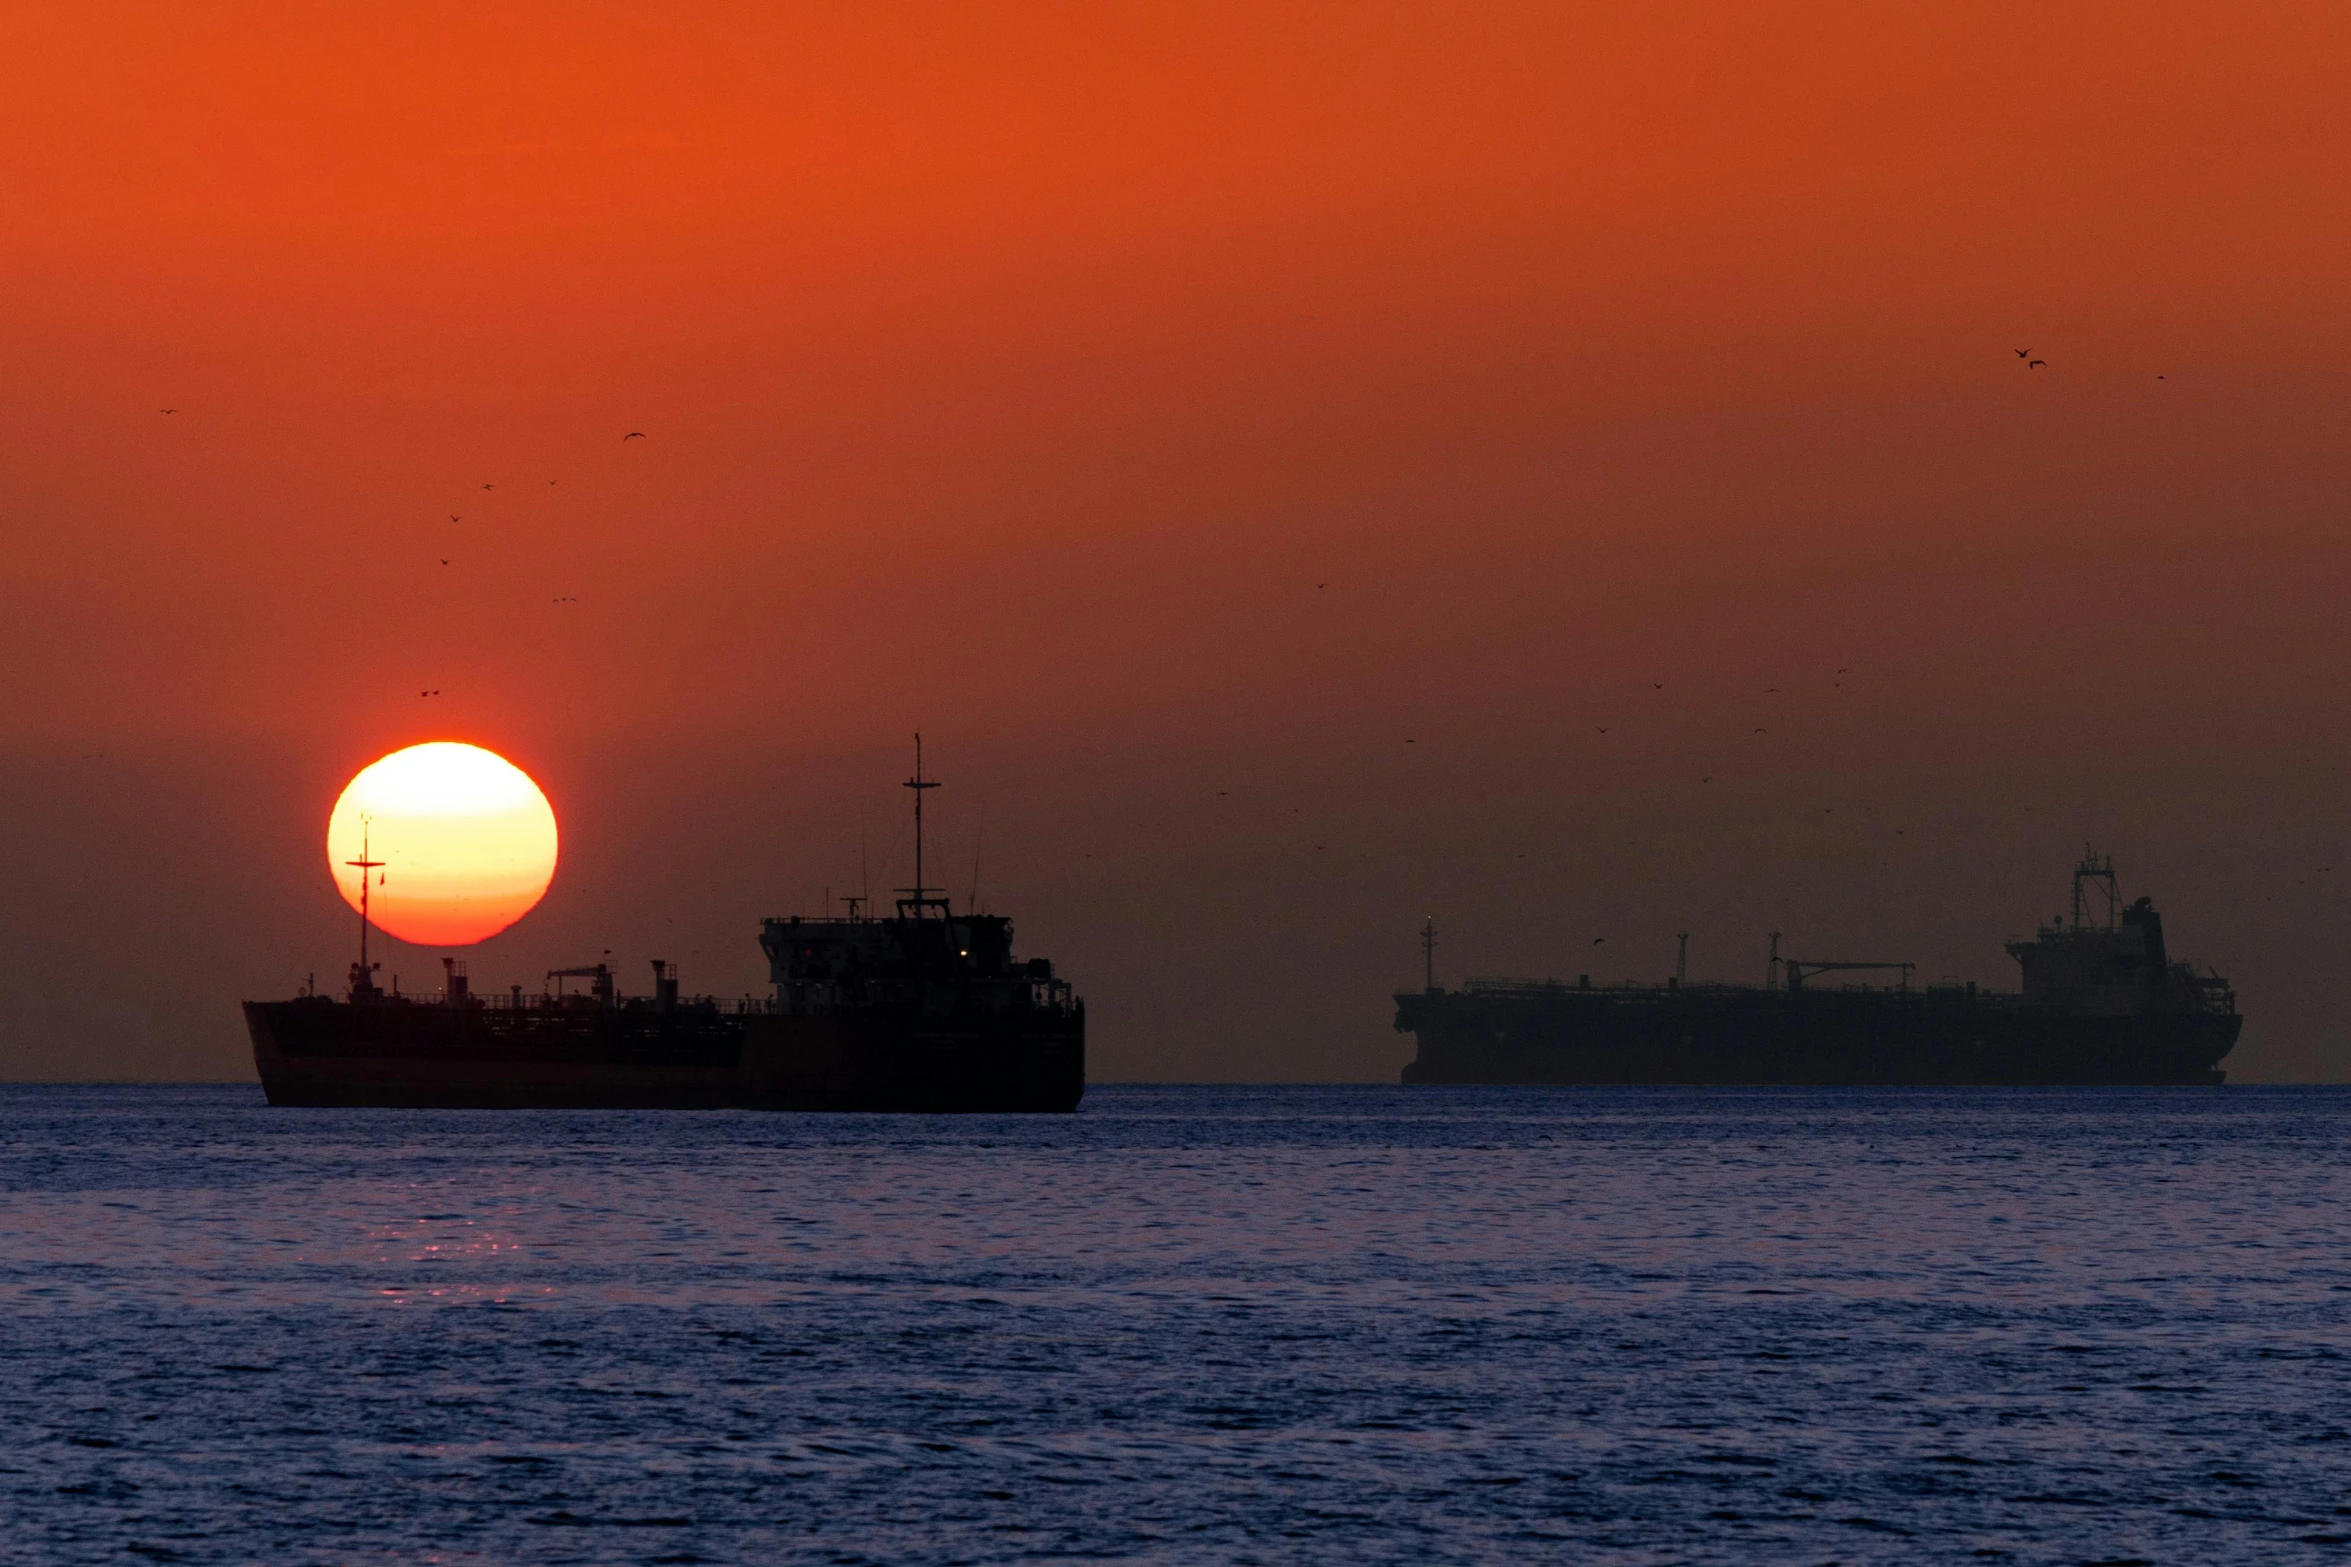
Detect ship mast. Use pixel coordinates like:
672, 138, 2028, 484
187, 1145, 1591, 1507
346, 815, 384, 998
2072, 847, 2118, 931
900, 733, 943, 917
1422, 916, 1438, 993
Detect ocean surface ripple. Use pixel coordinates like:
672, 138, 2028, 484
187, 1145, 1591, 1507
4, 1084, 2349, 1564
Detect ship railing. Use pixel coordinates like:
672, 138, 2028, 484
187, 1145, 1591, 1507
429, 969, 1080, 1019
1460, 975, 1685, 997
463, 988, 744, 1013
1458, 975, 1974, 1000
2190, 973, 2236, 1013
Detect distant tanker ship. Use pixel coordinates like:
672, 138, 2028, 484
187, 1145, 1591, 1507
244, 742, 1084, 1111
1396, 852, 2240, 1085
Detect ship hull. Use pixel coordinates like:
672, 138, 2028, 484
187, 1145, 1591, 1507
245, 1000, 1085, 1112
1395, 988, 2239, 1086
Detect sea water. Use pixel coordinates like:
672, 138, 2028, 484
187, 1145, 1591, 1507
4, 1083, 2349, 1564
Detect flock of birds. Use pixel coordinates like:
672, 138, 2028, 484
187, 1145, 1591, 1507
359, 431, 654, 697
1257, 344, 2167, 852
1254, 375, 2096, 855
150, 340, 2164, 715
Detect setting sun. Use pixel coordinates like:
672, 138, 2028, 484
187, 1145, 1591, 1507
326, 743, 558, 947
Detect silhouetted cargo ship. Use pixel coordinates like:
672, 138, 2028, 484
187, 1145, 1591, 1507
1396, 853, 2240, 1085
244, 742, 1084, 1111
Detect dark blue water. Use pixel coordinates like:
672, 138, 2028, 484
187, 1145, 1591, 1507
5, 1085, 2350, 1563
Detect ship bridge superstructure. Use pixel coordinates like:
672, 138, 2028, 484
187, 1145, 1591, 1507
2004, 849, 2234, 1018
760, 736, 1078, 1023
761, 909, 1075, 1020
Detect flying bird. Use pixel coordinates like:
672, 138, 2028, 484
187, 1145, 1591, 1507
1754, 727, 1766, 734
1316, 582, 1327, 589
450, 515, 461, 523
160, 408, 175, 414
2015, 348, 2030, 359
624, 431, 646, 440
1597, 727, 1609, 734
440, 558, 449, 565
2028, 359, 2047, 369
1652, 682, 1663, 689
481, 483, 494, 490
1592, 937, 1605, 945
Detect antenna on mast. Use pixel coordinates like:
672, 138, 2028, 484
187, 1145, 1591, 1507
2072, 846, 2118, 930
346, 814, 384, 1000
898, 733, 944, 917
969, 799, 986, 912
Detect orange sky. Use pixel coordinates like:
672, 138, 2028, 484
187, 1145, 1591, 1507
5, 3, 2351, 1079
